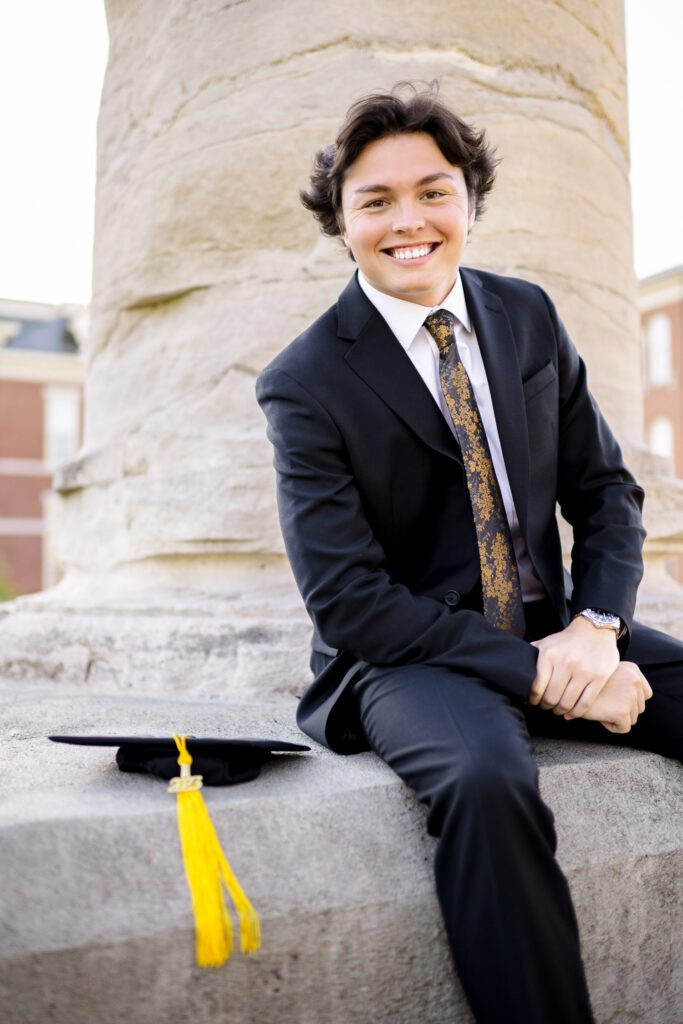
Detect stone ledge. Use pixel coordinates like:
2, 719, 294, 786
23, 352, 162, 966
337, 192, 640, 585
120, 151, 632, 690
1, 682, 682, 1023
0, 588, 313, 699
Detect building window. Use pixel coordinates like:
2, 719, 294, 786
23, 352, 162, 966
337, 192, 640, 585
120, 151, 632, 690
646, 313, 673, 387
43, 386, 80, 466
648, 415, 675, 460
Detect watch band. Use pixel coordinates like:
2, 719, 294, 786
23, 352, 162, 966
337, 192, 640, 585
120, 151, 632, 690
593, 607, 627, 639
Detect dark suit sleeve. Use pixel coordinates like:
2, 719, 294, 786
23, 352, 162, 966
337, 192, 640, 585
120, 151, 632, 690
542, 289, 646, 644
257, 365, 539, 701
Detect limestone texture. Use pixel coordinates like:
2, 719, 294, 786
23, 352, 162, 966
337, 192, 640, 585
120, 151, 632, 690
1, 680, 683, 1024
0, 578, 311, 696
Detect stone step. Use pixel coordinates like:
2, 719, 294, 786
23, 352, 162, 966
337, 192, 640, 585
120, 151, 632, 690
1, 682, 682, 1024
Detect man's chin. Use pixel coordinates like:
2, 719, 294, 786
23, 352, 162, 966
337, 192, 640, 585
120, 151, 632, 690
384, 272, 458, 307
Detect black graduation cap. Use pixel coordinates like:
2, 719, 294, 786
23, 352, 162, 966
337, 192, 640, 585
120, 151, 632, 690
48, 734, 310, 786
48, 733, 311, 966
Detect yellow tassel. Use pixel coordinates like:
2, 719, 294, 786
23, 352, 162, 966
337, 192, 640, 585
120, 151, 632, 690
170, 733, 261, 967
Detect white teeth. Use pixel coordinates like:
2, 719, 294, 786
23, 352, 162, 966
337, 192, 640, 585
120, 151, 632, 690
389, 244, 434, 260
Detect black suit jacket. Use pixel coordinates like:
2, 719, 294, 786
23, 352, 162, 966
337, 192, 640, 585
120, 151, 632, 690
256, 267, 646, 753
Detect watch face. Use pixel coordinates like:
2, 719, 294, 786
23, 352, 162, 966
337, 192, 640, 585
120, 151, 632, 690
582, 609, 620, 629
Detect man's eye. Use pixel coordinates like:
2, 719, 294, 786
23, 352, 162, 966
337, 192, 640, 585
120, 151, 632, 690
364, 198, 387, 208
422, 190, 446, 200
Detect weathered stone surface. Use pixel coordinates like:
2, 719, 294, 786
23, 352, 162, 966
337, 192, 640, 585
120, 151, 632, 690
1, 681, 682, 1024
0, 576, 311, 697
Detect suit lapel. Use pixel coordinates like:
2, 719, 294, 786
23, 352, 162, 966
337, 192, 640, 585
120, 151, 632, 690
339, 275, 462, 465
460, 268, 530, 539
336, 270, 532, 539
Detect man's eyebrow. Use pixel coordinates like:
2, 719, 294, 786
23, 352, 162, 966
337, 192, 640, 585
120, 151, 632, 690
352, 172, 457, 195
416, 172, 458, 186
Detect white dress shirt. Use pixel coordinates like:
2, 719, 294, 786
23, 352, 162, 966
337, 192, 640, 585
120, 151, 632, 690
357, 269, 546, 602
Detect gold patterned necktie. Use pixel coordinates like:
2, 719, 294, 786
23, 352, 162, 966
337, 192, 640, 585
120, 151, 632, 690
424, 309, 526, 637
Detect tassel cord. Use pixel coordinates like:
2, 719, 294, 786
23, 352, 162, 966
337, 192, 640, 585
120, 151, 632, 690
171, 733, 261, 967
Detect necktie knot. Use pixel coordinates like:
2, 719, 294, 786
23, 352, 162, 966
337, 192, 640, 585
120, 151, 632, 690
424, 309, 457, 356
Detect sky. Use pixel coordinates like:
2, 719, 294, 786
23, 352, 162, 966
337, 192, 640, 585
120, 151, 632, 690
0, 0, 680, 307
625, 0, 683, 282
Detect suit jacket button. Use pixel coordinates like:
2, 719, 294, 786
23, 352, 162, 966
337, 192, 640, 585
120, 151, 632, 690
444, 590, 460, 607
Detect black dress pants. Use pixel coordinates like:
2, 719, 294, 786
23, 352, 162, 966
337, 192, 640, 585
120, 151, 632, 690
343, 603, 683, 1024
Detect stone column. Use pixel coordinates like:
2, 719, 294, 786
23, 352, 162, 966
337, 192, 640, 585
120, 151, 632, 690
1, 0, 681, 692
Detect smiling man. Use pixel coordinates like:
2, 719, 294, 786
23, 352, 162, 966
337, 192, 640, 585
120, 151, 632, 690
256, 83, 683, 1024
340, 132, 475, 306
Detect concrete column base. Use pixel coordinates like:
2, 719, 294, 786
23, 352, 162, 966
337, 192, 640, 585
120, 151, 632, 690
0, 575, 312, 699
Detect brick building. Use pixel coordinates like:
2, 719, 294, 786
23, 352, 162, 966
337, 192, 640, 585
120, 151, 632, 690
639, 264, 683, 580
0, 299, 85, 597
640, 265, 683, 473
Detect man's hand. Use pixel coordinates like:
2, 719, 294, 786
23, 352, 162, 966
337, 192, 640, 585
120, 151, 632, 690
528, 615, 620, 717
566, 661, 653, 733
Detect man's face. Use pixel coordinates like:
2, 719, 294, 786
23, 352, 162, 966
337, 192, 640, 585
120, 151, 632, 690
340, 132, 475, 307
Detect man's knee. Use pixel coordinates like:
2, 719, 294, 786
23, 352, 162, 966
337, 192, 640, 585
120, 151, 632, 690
425, 744, 543, 838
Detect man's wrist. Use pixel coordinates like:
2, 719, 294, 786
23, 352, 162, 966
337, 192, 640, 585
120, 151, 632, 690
574, 607, 625, 639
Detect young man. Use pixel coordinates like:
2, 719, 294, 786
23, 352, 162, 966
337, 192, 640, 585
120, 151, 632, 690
256, 84, 683, 1023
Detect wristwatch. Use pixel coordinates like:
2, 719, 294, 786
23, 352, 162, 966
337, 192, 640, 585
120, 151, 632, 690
576, 608, 624, 638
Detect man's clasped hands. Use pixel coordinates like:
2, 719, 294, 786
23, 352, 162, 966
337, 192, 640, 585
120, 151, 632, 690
528, 615, 653, 734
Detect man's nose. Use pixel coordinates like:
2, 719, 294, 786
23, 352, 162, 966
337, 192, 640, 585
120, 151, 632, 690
391, 203, 426, 233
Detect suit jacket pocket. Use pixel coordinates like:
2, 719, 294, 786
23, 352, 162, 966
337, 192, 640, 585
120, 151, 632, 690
523, 360, 557, 402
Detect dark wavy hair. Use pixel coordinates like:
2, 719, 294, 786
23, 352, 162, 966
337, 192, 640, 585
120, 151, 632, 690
300, 81, 499, 254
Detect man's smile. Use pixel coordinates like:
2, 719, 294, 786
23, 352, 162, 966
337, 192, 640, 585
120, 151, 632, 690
381, 241, 441, 262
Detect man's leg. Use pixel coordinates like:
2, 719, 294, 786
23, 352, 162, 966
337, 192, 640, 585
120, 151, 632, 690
351, 662, 596, 1024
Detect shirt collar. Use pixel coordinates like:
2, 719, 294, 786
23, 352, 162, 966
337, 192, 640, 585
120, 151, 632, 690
357, 269, 471, 352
